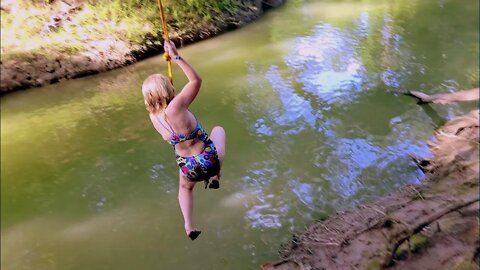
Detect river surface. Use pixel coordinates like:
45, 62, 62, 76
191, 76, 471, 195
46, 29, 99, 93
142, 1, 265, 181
1, 0, 478, 269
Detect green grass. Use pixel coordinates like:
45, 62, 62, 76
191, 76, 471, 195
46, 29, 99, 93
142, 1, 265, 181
0, 0, 247, 62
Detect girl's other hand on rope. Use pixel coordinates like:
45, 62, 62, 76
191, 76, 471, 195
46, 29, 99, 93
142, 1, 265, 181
164, 41, 179, 57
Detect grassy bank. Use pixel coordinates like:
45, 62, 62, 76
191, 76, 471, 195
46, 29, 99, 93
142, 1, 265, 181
1, 0, 273, 92
0, 0, 247, 62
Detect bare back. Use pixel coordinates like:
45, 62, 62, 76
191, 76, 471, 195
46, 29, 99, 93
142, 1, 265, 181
149, 108, 206, 157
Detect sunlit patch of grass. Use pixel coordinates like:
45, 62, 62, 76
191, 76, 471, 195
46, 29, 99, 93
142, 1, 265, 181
1, 0, 247, 62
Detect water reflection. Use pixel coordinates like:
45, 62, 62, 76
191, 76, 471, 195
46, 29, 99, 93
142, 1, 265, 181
323, 138, 380, 197
288, 179, 314, 208
237, 9, 431, 228
241, 63, 317, 136
265, 66, 317, 133
242, 160, 286, 229
150, 164, 176, 194
286, 23, 366, 104
355, 12, 370, 38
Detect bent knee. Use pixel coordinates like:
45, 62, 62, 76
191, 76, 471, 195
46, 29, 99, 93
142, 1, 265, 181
211, 126, 226, 137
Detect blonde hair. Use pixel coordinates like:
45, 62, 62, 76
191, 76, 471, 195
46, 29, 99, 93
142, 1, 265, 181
142, 74, 176, 114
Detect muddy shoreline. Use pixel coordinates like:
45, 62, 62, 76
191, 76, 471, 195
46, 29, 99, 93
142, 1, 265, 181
263, 110, 480, 270
0, 0, 284, 94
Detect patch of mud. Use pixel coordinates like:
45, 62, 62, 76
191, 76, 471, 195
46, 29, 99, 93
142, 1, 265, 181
263, 110, 479, 270
0, 39, 140, 92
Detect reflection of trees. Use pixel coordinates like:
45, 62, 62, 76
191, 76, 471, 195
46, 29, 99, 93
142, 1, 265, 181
265, 66, 317, 133
235, 2, 470, 229
286, 23, 367, 104
239, 64, 317, 136
241, 160, 285, 229
361, 0, 479, 90
401, 0, 479, 89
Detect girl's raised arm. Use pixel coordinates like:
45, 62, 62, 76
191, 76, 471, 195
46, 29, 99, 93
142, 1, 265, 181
164, 41, 202, 112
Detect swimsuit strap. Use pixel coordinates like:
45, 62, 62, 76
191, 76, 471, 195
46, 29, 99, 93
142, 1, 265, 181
154, 114, 176, 135
155, 113, 203, 145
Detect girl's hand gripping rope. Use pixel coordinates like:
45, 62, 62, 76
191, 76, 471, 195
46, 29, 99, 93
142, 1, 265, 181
164, 40, 179, 60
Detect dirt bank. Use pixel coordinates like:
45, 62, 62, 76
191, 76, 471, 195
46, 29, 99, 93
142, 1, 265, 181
262, 110, 479, 270
0, 0, 283, 94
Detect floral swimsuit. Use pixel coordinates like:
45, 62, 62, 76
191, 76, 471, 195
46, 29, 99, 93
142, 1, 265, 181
156, 115, 220, 182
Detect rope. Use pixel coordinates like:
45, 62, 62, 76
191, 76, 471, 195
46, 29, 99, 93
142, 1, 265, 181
156, 0, 173, 85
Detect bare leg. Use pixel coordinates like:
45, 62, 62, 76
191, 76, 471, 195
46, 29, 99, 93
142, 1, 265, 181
210, 126, 226, 165
178, 171, 197, 235
210, 126, 226, 181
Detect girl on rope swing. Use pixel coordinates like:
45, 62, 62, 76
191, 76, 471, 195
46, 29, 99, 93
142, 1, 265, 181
141, 41, 226, 241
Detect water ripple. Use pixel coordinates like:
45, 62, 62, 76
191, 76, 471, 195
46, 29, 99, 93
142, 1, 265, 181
285, 23, 366, 104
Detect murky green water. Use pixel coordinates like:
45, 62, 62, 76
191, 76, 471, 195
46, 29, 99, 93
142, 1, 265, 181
1, 0, 478, 269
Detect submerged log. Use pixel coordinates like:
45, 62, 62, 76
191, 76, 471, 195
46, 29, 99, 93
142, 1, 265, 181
406, 88, 479, 104
263, 110, 480, 270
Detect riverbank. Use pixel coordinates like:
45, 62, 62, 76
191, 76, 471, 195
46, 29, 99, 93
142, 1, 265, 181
263, 109, 480, 270
0, 0, 283, 93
